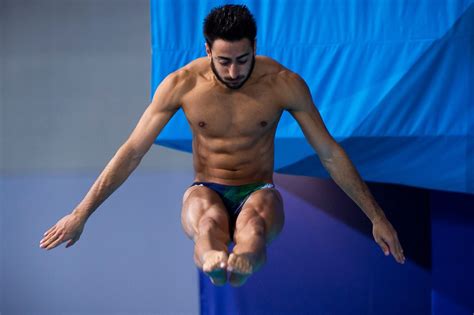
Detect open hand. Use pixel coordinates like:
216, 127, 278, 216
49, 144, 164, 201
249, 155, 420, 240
372, 215, 406, 264
39, 212, 86, 250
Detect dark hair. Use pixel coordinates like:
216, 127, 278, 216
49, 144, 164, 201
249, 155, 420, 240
203, 4, 257, 48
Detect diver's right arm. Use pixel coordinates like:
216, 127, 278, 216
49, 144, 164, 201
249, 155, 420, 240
39, 70, 190, 250
74, 71, 185, 220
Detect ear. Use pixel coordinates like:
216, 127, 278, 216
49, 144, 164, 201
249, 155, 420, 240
253, 39, 257, 55
205, 42, 212, 60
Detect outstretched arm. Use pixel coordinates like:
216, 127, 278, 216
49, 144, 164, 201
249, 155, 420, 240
71, 70, 186, 221
39, 69, 190, 250
279, 70, 405, 264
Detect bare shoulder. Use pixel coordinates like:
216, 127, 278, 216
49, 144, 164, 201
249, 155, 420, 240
254, 55, 287, 78
150, 59, 202, 110
264, 57, 312, 110
163, 61, 199, 93
275, 66, 305, 88
253, 55, 304, 88
180, 57, 210, 80
256, 55, 284, 70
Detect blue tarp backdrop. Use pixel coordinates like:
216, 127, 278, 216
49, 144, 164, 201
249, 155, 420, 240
150, 1, 473, 314
151, 0, 473, 194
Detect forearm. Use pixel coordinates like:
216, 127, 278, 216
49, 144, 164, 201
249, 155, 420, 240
72, 144, 142, 220
322, 146, 386, 223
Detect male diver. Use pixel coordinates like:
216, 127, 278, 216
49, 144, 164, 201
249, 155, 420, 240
40, 4, 405, 287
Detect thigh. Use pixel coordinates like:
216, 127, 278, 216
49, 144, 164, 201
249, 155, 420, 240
180, 185, 231, 244
234, 187, 285, 244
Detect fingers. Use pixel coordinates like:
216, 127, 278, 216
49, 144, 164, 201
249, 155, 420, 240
46, 235, 65, 250
376, 238, 390, 256
40, 229, 58, 247
394, 237, 406, 264
45, 233, 64, 250
39, 231, 55, 249
40, 230, 76, 250
374, 221, 406, 264
40, 229, 64, 250
40, 226, 57, 246
43, 226, 56, 236
375, 234, 406, 264
386, 235, 406, 264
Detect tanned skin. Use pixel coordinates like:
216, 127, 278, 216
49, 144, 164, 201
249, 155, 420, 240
40, 38, 405, 287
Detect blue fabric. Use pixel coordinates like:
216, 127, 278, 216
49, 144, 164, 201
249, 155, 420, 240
197, 178, 434, 314
151, 0, 473, 194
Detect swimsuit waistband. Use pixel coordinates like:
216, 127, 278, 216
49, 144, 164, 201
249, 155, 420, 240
191, 181, 274, 188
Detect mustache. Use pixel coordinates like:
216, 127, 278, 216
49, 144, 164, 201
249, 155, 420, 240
210, 55, 255, 89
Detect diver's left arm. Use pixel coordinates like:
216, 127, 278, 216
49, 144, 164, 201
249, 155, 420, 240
280, 71, 406, 264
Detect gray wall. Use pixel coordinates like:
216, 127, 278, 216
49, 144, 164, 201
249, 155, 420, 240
1, 0, 193, 173
1, 1, 197, 314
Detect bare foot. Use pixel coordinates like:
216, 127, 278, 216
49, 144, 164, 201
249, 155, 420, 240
202, 250, 228, 286
227, 252, 258, 287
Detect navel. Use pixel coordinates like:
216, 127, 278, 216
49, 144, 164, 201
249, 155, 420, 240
260, 121, 268, 127
198, 121, 206, 128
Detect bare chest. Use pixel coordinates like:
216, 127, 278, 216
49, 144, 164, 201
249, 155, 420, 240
182, 88, 283, 138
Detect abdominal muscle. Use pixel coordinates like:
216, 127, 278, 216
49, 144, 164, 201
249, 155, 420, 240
192, 132, 275, 185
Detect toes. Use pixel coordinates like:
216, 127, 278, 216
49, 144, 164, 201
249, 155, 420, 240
227, 253, 240, 272
201, 250, 229, 286
227, 253, 236, 271
227, 253, 253, 275
203, 261, 221, 273
226, 253, 257, 287
202, 251, 228, 272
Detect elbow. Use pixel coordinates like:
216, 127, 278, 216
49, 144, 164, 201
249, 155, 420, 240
320, 142, 345, 168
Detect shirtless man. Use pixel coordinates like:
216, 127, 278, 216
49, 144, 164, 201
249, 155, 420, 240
39, 4, 405, 287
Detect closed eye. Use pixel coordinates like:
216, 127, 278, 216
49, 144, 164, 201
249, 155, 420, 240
219, 59, 248, 66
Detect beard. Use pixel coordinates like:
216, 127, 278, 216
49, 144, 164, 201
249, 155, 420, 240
210, 54, 256, 90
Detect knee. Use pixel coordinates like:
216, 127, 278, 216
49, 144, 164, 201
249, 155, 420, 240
236, 216, 266, 239
249, 216, 266, 236
197, 216, 228, 237
198, 217, 218, 233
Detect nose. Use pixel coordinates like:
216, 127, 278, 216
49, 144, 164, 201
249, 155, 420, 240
229, 64, 239, 79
